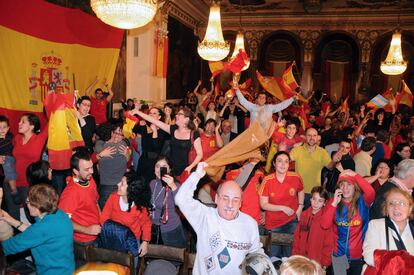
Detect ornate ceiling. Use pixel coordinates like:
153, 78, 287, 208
164, 0, 414, 33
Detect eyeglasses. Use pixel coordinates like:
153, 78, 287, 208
218, 194, 241, 204
388, 200, 409, 208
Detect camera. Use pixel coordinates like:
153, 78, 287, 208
160, 167, 168, 186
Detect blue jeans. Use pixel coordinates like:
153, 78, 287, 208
3, 155, 17, 181
269, 218, 298, 258
161, 224, 186, 248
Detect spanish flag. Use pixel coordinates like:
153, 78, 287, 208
209, 61, 225, 78
282, 61, 300, 91
396, 80, 413, 108
0, 0, 123, 134
339, 97, 349, 113
256, 71, 295, 100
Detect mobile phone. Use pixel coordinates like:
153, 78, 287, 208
160, 167, 168, 185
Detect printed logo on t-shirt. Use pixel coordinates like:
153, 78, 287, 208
226, 240, 253, 250
217, 247, 231, 269
209, 231, 222, 252
204, 255, 215, 272
289, 187, 295, 196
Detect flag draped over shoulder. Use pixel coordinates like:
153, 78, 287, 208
396, 80, 413, 108
44, 92, 84, 170
0, 0, 124, 134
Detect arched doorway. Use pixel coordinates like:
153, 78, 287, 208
258, 31, 302, 78
313, 32, 360, 103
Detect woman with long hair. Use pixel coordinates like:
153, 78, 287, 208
1, 113, 48, 220
131, 104, 202, 179
100, 172, 152, 257
149, 156, 186, 248
321, 170, 375, 275
133, 107, 169, 181
163, 103, 175, 125
259, 151, 305, 258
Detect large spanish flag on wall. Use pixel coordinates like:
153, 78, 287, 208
0, 0, 124, 134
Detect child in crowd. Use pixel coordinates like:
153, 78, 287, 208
0, 116, 18, 203
292, 186, 334, 270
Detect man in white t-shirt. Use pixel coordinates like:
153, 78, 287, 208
175, 162, 263, 274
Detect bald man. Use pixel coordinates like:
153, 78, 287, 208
175, 162, 263, 275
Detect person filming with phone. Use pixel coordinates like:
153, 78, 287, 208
149, 156, 186, 248
320, 170, 375, 275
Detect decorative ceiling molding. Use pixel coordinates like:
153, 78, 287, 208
164, 0, 208, 31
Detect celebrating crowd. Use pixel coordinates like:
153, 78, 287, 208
0, 80, 413, 275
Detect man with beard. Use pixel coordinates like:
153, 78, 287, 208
175, 162, 263, 274
59, 148, 101, 246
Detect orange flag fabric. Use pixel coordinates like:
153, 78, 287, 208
339, 97, 349, 113
282, 61, 300, 91
205, 122, 267, 182
396, 80, 413, 108
381, 87, 395, 112
256, 71, 295, 101
298, 105, 310, 131
209, 61, 224, 78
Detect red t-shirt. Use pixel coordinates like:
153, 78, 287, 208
226, 169, 264, 225
100, 193, 152, 241
13, 131, 48, 187
200, 132, 219, 160
90, 97, 108, 125
259, 172, 304, 229
271, 131, 304, 152
59, 177, 100, 243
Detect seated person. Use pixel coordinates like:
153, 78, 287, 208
1, 184, 74, 275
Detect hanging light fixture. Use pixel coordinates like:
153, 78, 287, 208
197, 1, 230, 61
380, 30, 407, 75
91, 0, 158, 30
230, 0, 249, 70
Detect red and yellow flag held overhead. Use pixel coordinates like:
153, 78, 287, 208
396, 80, 413, 108
282, 61, 300, 91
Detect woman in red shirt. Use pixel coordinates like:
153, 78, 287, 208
259, 151, 305, 258
1, 114, 48, 220
100, 172, 152, 257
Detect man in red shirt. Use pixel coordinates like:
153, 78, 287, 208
88, 79, 114, 125
200, 119, 224, 160
59, 148, 101, 246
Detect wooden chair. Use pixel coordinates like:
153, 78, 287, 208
138, 244, 187, 275
186, 252, 196, 275
85, 246, 135, 275
260, 234, 270, 254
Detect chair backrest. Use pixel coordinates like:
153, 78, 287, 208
86, 246, 135, 275
269, 232, 293, 247
138, 244, 187, 275
74, 243, 88, 262
186, 252, 196, 275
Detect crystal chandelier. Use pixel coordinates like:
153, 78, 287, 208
230, 0, 249, 70
380, 30, 407, 75
91, 0, 158, 30
197, 1, 230, 61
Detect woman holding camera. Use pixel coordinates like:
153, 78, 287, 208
321, 170, 375, 275
149, 156, 186, 248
